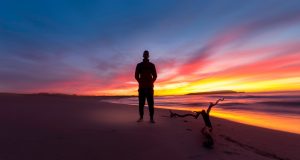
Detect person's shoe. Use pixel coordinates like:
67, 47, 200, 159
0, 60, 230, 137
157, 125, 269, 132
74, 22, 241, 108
136, 118, 143, 122
150, 119, 155, 123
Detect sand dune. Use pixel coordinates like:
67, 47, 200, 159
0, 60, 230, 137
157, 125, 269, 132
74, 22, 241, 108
0, 94, 299, 160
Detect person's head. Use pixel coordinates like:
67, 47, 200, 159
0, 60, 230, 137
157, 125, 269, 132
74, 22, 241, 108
143, 50, 149, 59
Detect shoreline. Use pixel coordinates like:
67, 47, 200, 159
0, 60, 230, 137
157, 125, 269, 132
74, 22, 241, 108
102, 94, 300, 135
0, 94, 299, 160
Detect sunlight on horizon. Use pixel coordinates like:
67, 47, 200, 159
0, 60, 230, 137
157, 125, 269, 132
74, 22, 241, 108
96, 77, 300, 96
153, 106, 300, 135
1, 1, 300, 96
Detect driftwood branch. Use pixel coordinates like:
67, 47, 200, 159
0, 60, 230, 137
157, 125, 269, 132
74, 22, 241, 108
169, 98, 224, 148
169, 110, 201, 119
169, 98, 224, 119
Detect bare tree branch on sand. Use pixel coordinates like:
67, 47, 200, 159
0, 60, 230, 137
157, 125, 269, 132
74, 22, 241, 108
169, 98, 224, 148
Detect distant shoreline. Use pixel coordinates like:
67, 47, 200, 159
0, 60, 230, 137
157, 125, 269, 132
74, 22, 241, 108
1, 90, 300, 97
0, 92, 136, 99
186, 90, 244, 95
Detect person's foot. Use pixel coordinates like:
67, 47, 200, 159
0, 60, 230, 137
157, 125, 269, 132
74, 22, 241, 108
136, 118, 143, 122
150, 119, 155, 123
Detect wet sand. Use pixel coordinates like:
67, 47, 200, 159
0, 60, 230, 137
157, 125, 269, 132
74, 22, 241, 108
0, 94, 299, 160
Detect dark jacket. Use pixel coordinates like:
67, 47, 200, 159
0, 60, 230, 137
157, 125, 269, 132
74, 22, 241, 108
135, 59, 157, 88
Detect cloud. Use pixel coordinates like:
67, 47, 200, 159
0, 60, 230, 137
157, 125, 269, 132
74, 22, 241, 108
1, 1, 300, 95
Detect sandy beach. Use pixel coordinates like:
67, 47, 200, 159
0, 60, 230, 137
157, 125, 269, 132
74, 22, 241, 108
0, 94, 299, 160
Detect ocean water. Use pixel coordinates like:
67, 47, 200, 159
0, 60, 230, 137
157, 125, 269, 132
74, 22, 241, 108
102, 91, 300, 134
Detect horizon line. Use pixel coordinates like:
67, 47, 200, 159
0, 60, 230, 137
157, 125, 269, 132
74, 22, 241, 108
1, 90, 300, 97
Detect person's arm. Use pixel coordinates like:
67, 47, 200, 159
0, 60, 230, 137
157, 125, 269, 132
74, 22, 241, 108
135, 64, 140, 82
152, 64, 157, 82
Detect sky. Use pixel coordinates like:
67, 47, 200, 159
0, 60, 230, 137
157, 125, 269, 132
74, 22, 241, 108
1, 0, 300, 95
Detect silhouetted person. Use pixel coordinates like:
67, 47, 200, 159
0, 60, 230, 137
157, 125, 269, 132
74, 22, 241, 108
135, 50, 157, 123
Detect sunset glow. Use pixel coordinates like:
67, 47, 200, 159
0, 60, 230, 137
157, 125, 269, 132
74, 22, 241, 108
150, 106, 300, 134
1, 1, 300, 95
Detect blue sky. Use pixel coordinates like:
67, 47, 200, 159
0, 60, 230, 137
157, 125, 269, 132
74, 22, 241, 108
1, 0, 300, 95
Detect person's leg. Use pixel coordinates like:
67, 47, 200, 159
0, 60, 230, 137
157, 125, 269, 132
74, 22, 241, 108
138, 89, 146, 121
146, 88, 154, 122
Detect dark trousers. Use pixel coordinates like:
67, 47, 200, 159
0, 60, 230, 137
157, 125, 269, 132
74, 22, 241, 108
138, 88, 154, 119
